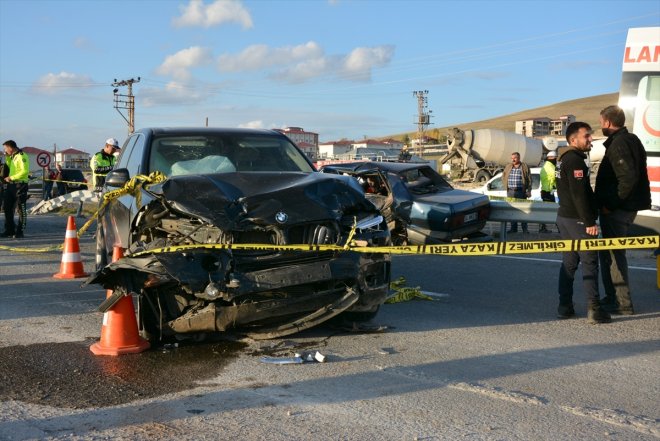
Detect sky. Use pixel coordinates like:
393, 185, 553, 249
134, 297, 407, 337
0, 0, 658, 154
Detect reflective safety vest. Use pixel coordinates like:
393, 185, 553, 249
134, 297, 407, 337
90, 150, 116, 191
7, 150, 29, 183
540, 160, 556, 192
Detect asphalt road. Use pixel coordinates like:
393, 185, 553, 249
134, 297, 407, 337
0, 212, 658, 440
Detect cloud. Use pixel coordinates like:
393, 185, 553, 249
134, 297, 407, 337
156, 46, 214, 81
73, 36, 96, 51
218, 41, 324, 72
237, 120, 265, 129
218, 42, 394, 83
173, 0, 253, 29
31, 72, 94, 94
140, 81, 208, 107
339, 45, 394, 81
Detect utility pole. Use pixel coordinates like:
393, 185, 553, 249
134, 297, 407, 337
112, 77, 140, 134
412, 90, 432, 157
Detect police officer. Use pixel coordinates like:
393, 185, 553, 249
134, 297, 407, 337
2, 140, 30, 238
91, 138, 121, 192
539, 150, 557, 233
555, 122, 610, 324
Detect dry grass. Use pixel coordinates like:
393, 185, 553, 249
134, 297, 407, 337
385, 92, 618, 141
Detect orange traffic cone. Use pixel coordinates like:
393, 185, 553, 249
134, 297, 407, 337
53, 216, 89, 279
91, 246, 150, 356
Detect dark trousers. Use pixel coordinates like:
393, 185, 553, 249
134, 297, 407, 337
507, 188, 528, 231
599, 209, 636, 308
3, 182, 28, 235
556, 215, 599, 306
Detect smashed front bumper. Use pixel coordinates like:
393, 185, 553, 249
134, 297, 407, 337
88, 246, 390, 339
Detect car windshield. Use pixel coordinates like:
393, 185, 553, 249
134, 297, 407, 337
148, 133, 314, 176
400, 166, 452, 194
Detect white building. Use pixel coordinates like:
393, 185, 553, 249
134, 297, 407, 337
275, 127, 319, 160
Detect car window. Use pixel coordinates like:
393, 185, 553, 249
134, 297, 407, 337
532, 173, 541, 189
489, 176, 504, 191
124, 134, 146, 178
149, 134, 314, 177
116, 135, 139, 169
399, 166, 452, 194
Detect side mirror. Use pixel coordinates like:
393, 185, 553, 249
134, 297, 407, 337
486, 183, 492, 190
105, 168, 130, 188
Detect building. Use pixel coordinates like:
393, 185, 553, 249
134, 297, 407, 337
319, 138, 404, 160
274, 127, 319, 161
515, 117, 551, 137
55, 148, 90, 171
550, 115, 576, 136
318, 140, 354, 159
515, 115, 575, 137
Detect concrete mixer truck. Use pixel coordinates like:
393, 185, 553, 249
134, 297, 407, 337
440, 128, 545, 183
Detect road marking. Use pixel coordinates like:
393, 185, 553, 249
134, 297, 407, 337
420, 291, 450, 299
491, 254, 655, 271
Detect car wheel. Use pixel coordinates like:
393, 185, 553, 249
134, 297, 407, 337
475, 169, 491, 183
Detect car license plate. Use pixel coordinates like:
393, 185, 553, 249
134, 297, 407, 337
464, 212, 477, 223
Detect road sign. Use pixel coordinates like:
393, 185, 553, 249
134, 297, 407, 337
36, 152, 51, 168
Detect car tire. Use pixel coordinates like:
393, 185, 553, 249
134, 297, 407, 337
475, 169, 491, 183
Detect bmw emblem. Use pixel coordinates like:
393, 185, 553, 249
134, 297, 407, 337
275, 211, 288, 224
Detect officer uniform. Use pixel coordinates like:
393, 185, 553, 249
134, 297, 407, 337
91, 138, 119, 192
555, 147, 600, 317
2, 148, 29, 238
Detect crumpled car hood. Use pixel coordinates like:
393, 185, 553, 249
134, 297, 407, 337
147, 172, 374, 229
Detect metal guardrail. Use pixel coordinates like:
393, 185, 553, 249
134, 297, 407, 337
489, 200, 558, 241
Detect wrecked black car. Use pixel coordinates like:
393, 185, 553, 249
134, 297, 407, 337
89, 128, 391, 342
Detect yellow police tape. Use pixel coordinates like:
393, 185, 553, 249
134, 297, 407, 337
0, 172, 167, 253
130, 235, 660, 258
1, 170, 658, 256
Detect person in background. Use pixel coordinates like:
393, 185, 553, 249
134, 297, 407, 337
539, 150, 558, 233
44, 166, 57, 200
502, 151, 532, 233
555, 122, 610, 324
1, 140, 30, 238
595, 105, 651, 315
54, 163, 66, 196
90, 138, 121, 192
0, 156, 6, 213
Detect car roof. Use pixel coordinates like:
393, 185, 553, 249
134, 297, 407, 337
137, 127, 286, 137
322, 161, 433, 173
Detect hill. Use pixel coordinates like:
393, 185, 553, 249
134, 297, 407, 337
387, 92, 619, 141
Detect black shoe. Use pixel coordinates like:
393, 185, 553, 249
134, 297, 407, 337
14, 231, 23, 238
587, 307, 611, 324
507, 229, 518, 234
539, 226, 550, 233
557, 304, 576, 319
0, 231, 14, 238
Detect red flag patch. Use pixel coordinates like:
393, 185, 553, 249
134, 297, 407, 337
574, 170, 584, 179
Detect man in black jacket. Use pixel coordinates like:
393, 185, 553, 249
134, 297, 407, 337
595, 105, 651, 315
555, 122, 610, 324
